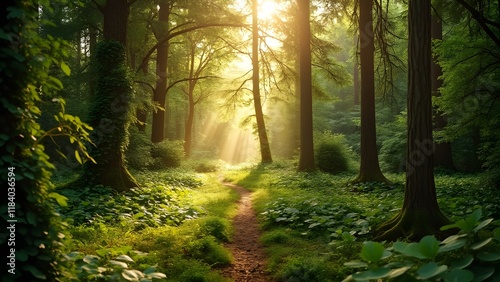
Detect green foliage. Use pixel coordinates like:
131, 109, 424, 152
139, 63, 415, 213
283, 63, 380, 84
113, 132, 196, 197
194, 216, 232, 242
150, 140, 184, 170
315, 131, 356, 174
278, 256, 334, 282
82, 40, 137, 189
186, 159, 223, 173
58, 183, 201, 228
261, 197, 371, 237
0, 0, 92, 280
379, 112, 406, 173
184, 237, 232, 266
344, 209, 500, 282
66, 251, 166, 281
125, 128, 153, 170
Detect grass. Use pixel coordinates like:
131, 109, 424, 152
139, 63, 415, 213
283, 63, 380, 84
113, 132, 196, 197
222, 160, 500, 281
55, 159, 500, 281
61, 170, 238, 281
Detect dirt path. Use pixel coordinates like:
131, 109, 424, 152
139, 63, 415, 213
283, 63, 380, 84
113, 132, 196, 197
220, 182, 271, 282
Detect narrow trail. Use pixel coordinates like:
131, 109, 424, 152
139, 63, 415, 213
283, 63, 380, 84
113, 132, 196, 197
220, 182, 271, 282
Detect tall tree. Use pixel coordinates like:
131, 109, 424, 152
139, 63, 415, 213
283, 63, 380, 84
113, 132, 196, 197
297, 0, 315, 171
375, 0, 450, 241
431, 7, 454, 169
151, 0, 171, 143
83, 0, 139, 191
252, 0, 273, 163
353, 0, 389, 183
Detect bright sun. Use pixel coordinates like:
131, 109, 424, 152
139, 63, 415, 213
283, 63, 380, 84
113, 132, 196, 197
258, 1, 280, 21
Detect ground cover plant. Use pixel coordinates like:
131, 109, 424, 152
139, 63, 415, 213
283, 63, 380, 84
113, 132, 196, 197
55, 169, 238, 281
223, 161, 500, 281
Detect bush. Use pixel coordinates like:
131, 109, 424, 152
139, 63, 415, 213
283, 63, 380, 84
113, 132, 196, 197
188, 159, 222, 173
184, 237, 232, 266
315, 132, 355, 174
379, 132, 406, 173
125, 127, 153, 170
149, 140, 184, 169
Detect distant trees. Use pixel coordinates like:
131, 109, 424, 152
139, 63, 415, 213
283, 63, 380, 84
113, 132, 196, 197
353, 0, 389, 183
253, 0, 273, 164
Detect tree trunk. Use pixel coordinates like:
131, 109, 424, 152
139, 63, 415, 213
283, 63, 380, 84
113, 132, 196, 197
353, 35, 360, 106
83, 0, 139, 192
375, 0, 450, 241
297, 0, 315, 171
252, 0, 273, 164
151, 0, 170, 143
184, 45, 196, 158
353, 0, 389, 183
431, 10, 455, 170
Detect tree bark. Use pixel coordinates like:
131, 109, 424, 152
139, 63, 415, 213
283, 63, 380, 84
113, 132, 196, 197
353, 0, 388, 183
83, 0, 139, 192
252, 0, 273, 164
151, 0, 170, 143
297, 0, 315, 171
375, 0, 450, 241
353, 35, 360, 106
431, 10, 455, 170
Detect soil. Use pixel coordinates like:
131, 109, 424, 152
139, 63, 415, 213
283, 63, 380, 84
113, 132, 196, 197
219, 182, 272, 282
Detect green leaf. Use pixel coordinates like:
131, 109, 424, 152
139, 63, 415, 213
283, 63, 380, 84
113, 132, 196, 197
361, 241, 386, 263
477, 252, 500, 262
83, 255, 100, 264
418, 235, 440, 259
473, 218, 493, 232
352, 267, 391, 280
440, 269, 474, 282
109, 260, 128, 269
439, 238, 466, 253
26, 212, 37, 224
400, 243, 427, 259
75, 150, 82, 164
416, 262, 448, 280
60, 61, 71, 76
143, 266, 156, 274
122, 269, 144, 281
49, 192, 68, 207
494, 227, 500, 241
470, 266, 494, 281
116, 254, 134, 262
147, 272, 166, 279
471, 238, 493, 250
25, 265, 46, 280
450, 255, 474, 270
344, 261, 368, 268
388, 266, 412, 279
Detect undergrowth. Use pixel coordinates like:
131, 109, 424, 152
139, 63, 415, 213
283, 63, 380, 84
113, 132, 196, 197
224, 160, 500, 281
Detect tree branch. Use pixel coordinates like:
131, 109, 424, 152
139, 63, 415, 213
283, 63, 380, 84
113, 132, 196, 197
454, 0, 500, 46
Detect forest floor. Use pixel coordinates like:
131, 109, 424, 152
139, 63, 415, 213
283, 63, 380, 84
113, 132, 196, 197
220, 182, 271, 282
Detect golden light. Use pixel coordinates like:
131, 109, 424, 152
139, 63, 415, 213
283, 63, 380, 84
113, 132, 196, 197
258, 1, 280, 21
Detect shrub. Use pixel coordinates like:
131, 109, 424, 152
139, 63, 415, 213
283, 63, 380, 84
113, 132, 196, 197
315, 132, 355, 174
184, 237, 232, 266
188, 159, 222, 173
125, 127, 153, 170
196, 217, 232, 242
379, 132, 406, 173
149, 140, 184, 169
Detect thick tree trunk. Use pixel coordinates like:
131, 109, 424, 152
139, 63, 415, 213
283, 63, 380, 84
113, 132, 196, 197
375, 0, 450, 241
431, 11, 455, 170
83, 0, 139, 192
297, 0, 315, 171
252, 0, 273, 163
151, 0, 170, 143
354, 0, 388, 183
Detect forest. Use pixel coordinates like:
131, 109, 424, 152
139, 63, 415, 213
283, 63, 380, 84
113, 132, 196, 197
1, 0, 500, 281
